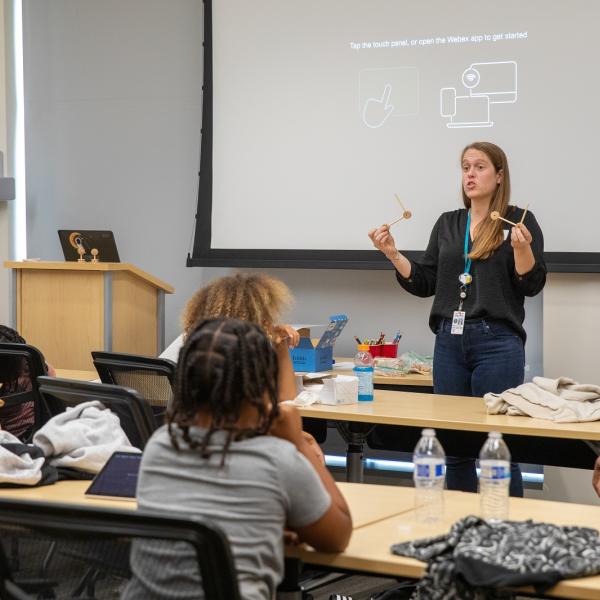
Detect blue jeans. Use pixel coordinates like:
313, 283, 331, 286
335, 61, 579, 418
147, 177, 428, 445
433, 318, 525, 497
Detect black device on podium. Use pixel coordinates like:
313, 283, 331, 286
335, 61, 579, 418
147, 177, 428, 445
58, 229, 120, 262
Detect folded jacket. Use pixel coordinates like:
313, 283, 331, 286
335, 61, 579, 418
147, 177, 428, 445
0, 430, 57, 486
485, 376, 600, 422
33, 400, 140, 473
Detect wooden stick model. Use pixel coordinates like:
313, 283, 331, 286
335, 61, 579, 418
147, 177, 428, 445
389, 193, 412, 226
388, 215, 406, 227
519, 204, 529, 225
394, 193, 407, 212
490, 211, 519, 227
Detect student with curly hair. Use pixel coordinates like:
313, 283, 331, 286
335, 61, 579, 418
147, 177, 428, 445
126, 318, 352, 600
162, 272, 300, 401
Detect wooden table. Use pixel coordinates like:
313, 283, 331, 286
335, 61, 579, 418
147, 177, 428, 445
0, 480, 137, 511
0, 481, 410, 530
309, 359, 433, 482
298, 389, 600, 482
4, 481, 598, 598
288, 487, 600, 600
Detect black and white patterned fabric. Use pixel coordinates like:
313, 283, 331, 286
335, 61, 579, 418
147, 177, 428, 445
391, 515, 600, 599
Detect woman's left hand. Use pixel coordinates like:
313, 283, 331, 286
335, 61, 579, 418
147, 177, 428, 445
511, 223, 532, 250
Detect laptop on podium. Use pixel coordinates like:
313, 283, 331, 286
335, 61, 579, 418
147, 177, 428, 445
58, 230, 120, 262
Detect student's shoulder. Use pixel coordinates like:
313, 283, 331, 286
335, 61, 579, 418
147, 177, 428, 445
247, 434, 297, 454
246, 435, 305, 468
141, 425, 175, 461
147, 423, 171, 444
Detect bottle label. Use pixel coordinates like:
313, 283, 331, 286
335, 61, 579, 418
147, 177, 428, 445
354, 367, 373, 400
480, 464, 510, 480
415, 462, 444, 479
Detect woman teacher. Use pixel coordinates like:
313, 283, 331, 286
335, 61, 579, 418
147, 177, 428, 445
369, 142, 546, 496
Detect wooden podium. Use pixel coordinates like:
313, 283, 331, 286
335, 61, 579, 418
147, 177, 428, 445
4, 261, 174, 370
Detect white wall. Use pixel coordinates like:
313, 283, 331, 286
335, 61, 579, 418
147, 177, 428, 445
0, 0, 11, 325
542, 273, 600, 505
22, 0, 205, 340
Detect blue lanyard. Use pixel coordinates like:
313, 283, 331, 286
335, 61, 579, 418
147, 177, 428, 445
464, 210, 472, 275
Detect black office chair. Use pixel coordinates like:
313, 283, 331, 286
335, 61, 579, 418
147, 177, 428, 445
0, 499, 242, 600
91, 351, 176, 424
0, 342, 52, 441
37, 376, 157, 450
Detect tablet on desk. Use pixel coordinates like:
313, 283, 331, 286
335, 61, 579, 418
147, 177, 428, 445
85, 451, 142, 501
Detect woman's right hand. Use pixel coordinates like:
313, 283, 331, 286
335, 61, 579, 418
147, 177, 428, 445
368, 224, 397, 259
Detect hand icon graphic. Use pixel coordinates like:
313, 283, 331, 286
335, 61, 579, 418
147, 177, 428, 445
362, 83, 394, 128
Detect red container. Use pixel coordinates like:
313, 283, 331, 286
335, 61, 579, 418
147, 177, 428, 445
367, 344, 383, 357
380, 343, 399, 358
361, 342, 399, 358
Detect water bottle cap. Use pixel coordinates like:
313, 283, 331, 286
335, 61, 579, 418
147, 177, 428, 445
357, 344, 370, 352
488, 431, 502, 439
421, 428, 436, 437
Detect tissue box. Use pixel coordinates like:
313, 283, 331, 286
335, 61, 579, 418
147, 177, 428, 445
319, 375, 358, 405
291, 314, 348, 372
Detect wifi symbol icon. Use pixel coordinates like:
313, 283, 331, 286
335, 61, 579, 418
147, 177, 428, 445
462, 68, 480, 88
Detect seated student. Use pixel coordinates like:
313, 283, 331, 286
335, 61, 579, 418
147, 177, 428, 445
164, 273, 326, 459
0, 325, 55, 439
161, 272, 299, 401
124, 318, 352, 600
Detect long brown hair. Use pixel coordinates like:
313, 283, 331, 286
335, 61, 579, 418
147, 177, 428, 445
181, 273, 292, 342
461, 142, 511, 260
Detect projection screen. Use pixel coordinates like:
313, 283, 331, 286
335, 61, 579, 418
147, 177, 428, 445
189, 0, 600, 270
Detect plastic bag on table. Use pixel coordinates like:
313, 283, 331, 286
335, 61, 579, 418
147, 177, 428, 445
398, 351, 432, 374
373, 351, 433, 376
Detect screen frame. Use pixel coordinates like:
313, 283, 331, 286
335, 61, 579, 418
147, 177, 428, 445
187, 0, 600, 272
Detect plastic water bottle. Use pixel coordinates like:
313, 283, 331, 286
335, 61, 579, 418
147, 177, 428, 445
353, 344, 374, 401
479, 431, 511, 522
413, 428, 445, 522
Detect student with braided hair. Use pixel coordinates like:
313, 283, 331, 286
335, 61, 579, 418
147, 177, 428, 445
162, 272, 326, 461
125, 318, 352, 600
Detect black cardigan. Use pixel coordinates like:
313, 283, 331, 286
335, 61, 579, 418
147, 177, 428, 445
396, 206, 546, 342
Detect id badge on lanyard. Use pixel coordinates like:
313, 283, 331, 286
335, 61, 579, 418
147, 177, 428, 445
452, 211, 473, 335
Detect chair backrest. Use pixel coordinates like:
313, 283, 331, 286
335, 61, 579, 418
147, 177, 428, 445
91, 351, 176, 423
0, 499, 242, 600
0, 542, 34, 599
36, 376, 157, 449
0, 342, 51, 440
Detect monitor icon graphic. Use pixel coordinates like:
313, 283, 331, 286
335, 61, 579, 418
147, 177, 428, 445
440, 60, 517, 128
